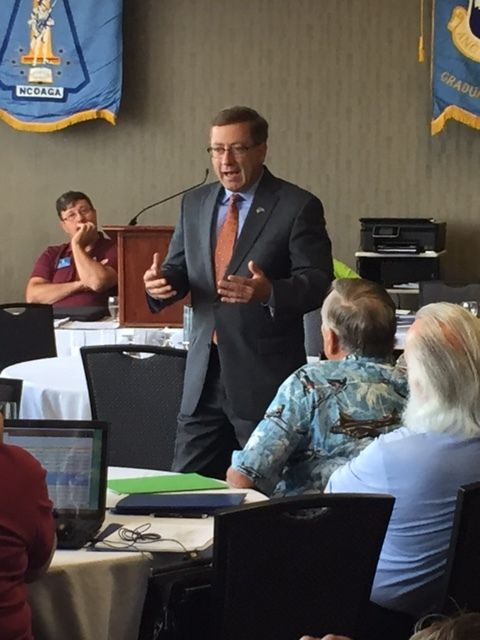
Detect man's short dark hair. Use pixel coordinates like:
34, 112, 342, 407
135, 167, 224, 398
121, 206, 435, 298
211, 106, 268, 145
55, 191, 94, 218
321, 278, 396, 359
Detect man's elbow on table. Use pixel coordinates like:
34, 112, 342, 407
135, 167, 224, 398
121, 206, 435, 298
226, 466, 256, 489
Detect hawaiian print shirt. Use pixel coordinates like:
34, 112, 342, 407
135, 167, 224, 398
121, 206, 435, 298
231, 355, 408, 496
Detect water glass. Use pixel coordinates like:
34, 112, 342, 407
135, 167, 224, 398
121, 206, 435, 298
0, 401, 17, 419
182, 304, 193, 348
161, 327, 174, 348
461, 300, 479, 317
108, 296, 119, 321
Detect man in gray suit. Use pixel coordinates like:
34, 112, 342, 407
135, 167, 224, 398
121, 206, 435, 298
144, 106, 333, 478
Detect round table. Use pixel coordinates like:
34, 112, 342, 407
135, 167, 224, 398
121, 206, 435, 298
1, 356, 90, 420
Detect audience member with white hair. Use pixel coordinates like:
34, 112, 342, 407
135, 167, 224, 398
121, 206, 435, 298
326, 303, 480, 638
299, 611, 480, 640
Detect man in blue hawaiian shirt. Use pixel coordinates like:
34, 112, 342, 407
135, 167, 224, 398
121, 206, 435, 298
226, 278, 408, 496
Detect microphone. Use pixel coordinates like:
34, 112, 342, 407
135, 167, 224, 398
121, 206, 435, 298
128, 169, 210, 226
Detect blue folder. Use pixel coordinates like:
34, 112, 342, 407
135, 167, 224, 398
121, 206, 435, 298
113, 492, 246, 517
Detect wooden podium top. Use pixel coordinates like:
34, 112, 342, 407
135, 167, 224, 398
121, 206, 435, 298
103, 224, 174, 235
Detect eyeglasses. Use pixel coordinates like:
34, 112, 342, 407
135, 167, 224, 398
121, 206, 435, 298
207, 143, 258, 158
61, 206, 93, 223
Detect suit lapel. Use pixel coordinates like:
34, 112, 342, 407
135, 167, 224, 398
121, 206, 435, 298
228, 169, 279, 274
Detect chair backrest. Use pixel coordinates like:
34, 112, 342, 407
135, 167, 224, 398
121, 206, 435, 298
0, 303, 57, 372
0, 377, 23, 403
418, 281, 480, 308
211, 493, 394, 640
303, 307, 324, 357
441, 482, 480, 614
0, 377, 23, 417
80, 344, 187, 470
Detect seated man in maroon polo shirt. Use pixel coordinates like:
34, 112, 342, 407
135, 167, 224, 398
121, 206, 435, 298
26, 191, 118, 307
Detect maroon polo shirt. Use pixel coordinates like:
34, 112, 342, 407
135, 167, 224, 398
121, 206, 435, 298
0, 444, 55, 640
30, 234, 118, 307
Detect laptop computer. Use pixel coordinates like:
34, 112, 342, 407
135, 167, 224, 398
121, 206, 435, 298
3, 419, 108, 549
53, 306, 107, 322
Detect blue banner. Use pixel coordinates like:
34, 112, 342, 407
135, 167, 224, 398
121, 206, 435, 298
0, 0, 123, 132
432, 0, 480, 134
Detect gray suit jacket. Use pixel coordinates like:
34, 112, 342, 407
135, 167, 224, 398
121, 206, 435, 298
148, 168, 333, 420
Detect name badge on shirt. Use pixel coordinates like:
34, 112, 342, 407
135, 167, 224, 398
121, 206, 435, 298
57, 257, 72, 269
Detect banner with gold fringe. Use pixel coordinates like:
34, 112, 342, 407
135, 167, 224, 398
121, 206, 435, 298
432, 0, 480, 134
0, 0, 123, 133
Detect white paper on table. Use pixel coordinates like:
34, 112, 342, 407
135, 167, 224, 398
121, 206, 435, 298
54, 318, 71, 328
69, 320, 119, 330
96, 516, 214, 553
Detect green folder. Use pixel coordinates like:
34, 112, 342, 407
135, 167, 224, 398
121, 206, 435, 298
107, 473, 228, 495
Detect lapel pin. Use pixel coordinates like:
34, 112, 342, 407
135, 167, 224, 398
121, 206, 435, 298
255, 207, 265, 214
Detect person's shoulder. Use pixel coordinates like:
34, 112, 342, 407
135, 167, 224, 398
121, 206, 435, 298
292, 360, 379, 388
32, 242, 69, 266
268, 364, 326, 407
339, 427, 410, 468
374, 426, 413, 448
289, 362, 348, 393
262, 167, 320, 202
367, 360, 408, 393
183, 180, 220, 203
0, 443, 45, 476
40, 242, 69, 255
310, 357, 381, 380
342, 357, 398, 378
301, 360, 342, 379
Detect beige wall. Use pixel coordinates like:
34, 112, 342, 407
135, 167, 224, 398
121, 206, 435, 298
1, 0, 479, 302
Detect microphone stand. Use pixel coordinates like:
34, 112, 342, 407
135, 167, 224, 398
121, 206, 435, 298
128, 169, 210, 226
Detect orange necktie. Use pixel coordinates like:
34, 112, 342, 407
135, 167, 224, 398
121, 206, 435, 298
212, 194, 240, 344
214, 193, 241, 284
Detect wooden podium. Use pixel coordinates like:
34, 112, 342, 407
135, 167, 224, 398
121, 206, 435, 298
104, 225, 185, 327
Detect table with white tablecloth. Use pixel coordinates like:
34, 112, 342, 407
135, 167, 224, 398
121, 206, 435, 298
2, 320, 186, 419
3, 312, 412, 421
2, 356, 90, 419
54, 319, 184, 357
27, 467, 267, 640
29, 546, 152, 640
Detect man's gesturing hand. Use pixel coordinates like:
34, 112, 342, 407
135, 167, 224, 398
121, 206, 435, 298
143, 252, 177, 300
217, 260, 272, 304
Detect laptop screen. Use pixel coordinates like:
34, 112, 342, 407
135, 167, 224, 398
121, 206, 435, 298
3, 420, 108, 517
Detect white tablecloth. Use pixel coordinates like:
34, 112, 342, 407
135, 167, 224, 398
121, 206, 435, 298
2, 321, 186, 420
2, 356, 90, 419
28, 550, 151, 640
55, 320, 184, 357
4, 316, 411, 421
27, 467, 267, 640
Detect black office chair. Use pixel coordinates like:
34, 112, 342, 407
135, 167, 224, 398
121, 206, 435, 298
303, 307, 324, 357
0, 303, 57, 372
0, 377, 23, 417
80, 344, 187, 470
153, 493, 394, 640
440, 482, 480, 615
418, 281, 480, 308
